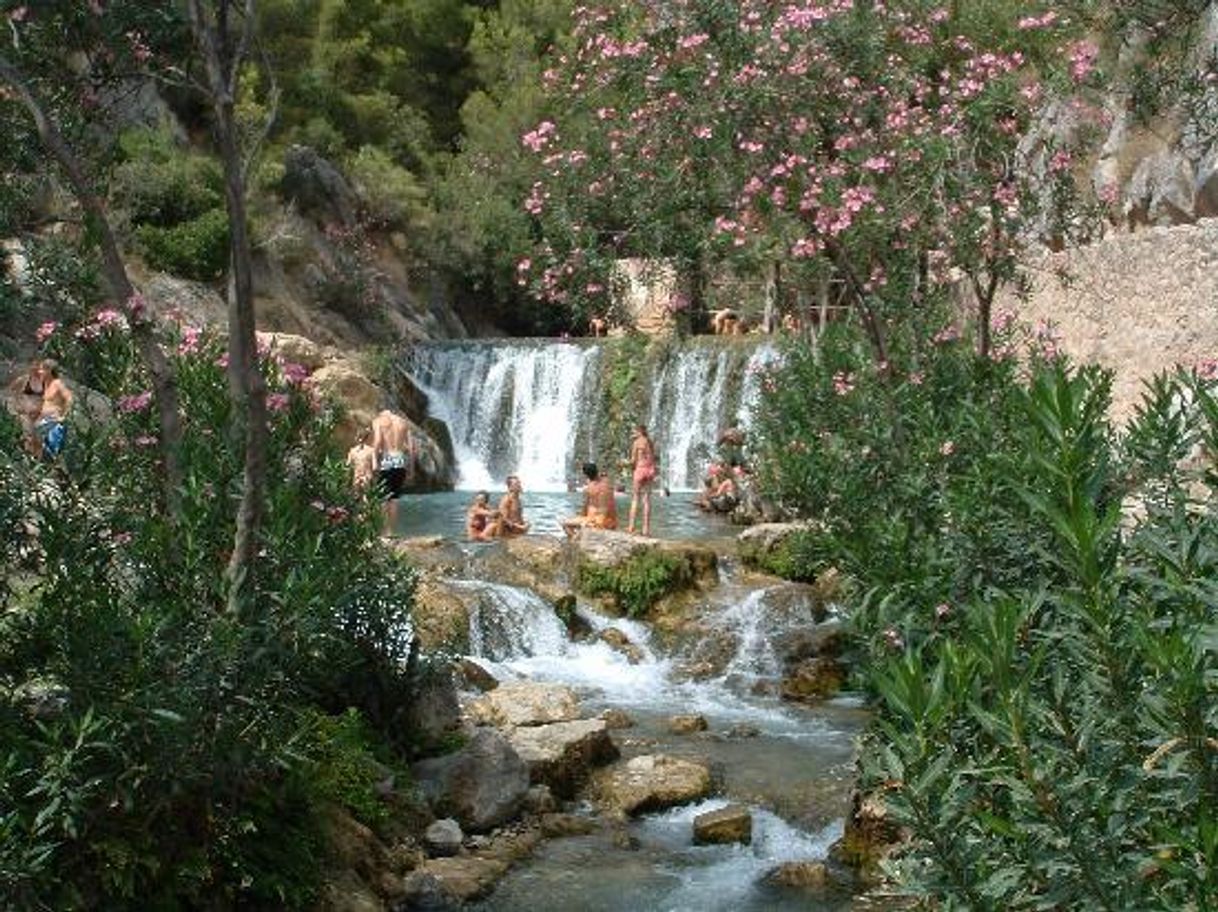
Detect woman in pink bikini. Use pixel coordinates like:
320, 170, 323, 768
627, 424, 658, 536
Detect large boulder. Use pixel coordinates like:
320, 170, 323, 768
507, 718, 620, 798
468, 681, 581, 728
830, 787, 910, 885
573, 530, 717, 619
412, 730, 530, 833
574, 529, 717, 582
780, 657, 845, 703
1195, 146, 1218, 218
1125, 150, 1196, 227
310, 360, 382, 446
594, 754, 712, 816
403, 667, 463, 751
737, 522, 817, 572
423, 819, 464, 858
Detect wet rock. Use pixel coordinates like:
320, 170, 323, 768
454, 658, 499, 693
780, 657, 845, 703
667, 713, 709, 735
693, 804, 752, 846
600, 708, 635, 729
412, 578, 474, 654
762, 860, 830, 889
830, 788, 910, 886
508, 718, 620, 798
524, 784, 557, 815
595, 754, 712, 816
468, 681, 581, 728
599, 627, 645, 664
772, 619, 849, 666
318, 870, 384, 912
397, 870, 461, 911
761, 581, 832, 625
412, 730, 529, 832
554, 593, 594, 640
423, 819, 464, 858
541, 813, 599, 838
725, 722, 760, 739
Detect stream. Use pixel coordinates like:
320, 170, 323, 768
418, 528, 867, 911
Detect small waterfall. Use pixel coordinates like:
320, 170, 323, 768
406, 338, 779, 491
454, 580, 571, 661
720, 587, 783, 681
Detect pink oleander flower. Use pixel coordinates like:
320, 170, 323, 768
112, 531, 133, 546
909, 372, 925, 386
267, 392, 290, 413
134, 435, 158, 448
35, 321, 58, 343
939, 440, 955, 456
935, 602, 952, 620
1197, 359, 1218, 381
282, 362, 310, 385
883, 627, 905, 651
832, 371, 854, 396
177, 326, 202, 356
95, 308, 126, 329
117, 391, 153, 413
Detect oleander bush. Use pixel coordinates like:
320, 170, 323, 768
753, 318, 1218, 906
0, 318, 421, 910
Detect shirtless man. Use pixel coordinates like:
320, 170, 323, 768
495, 475, 531, 537
371, 409, 417, 531
561, 462, 618, 537
345, 428, 377, 490
26, 360, 72, 459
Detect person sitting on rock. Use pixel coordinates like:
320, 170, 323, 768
561, 462, 618, 537
495, 475, 530, 537
466, 491, 499, 541
708, 470, 740, 514
27, 359, 72, 461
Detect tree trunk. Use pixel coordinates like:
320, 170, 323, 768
188, 0, 268, 616
0, 54, 184, 520
972, 271, 1000, 359
761, 261, 777, 334
825, 242, 888, 366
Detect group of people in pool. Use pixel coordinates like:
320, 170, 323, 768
466, 423, 660, 540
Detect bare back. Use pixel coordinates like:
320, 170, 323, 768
372, 410, 413, 457
585, 478, 618, 522
41, 378, 72, 420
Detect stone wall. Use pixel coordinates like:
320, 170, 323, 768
1001, 219, 1218, 421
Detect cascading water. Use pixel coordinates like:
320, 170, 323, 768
405, 338, 780, 491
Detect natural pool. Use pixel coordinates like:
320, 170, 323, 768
392, 490, 738, 542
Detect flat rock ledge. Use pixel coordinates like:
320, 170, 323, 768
468, 680, 581, 728
594, 754, 713, 816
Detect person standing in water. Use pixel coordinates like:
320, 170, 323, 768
345, 428, 377, 490
371, 409, 416, 533
627, 424, 657, 536
495, 475, 530, 536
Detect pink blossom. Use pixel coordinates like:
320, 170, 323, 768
934, 602, 952, 620
282, 362, 310, 386
117, 391, 153, 413
939, 440, 955, 456
883, 627, 905, 651
832, 371, 855, 396
95, 308, 126, 329
112, 530, 133, 546
177, 326, 202, 356
134, 435, 158, 448
909, 371, 925, 386
35, 321, 58, 343
267, 392, 291, 413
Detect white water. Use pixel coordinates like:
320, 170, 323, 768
406, 340, 779, 492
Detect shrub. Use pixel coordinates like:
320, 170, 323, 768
578, 551, 688, 617
135, 208, 231, 281
0, 322, 424, 909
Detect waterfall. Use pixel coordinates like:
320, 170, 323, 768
454, 580, 571, 661
406, 338, 779, 491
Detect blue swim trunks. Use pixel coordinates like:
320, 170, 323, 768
35, 416, 67, 458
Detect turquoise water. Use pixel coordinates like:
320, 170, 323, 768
392, 490, 736, 541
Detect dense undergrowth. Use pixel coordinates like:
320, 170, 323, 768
752, 318, 1218, 906
0, 317, 425, 909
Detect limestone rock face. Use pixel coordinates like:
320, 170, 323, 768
693, 804, 753, 845
1126, 150, 1195, 226
469, 681, 581, 728
255, 330, 329, 370
281, 145, 358, 226
574, 529, 717, 583
468, 535, 570, 602
1195, 147, 1218, 217
412, 730, 530, 832
601, 708, 635, 729
737, 522, 816, 569
507, 718, 620, 798
595, 754, 712, 815
403, 668, 462, 750
455, 658, 499, 693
